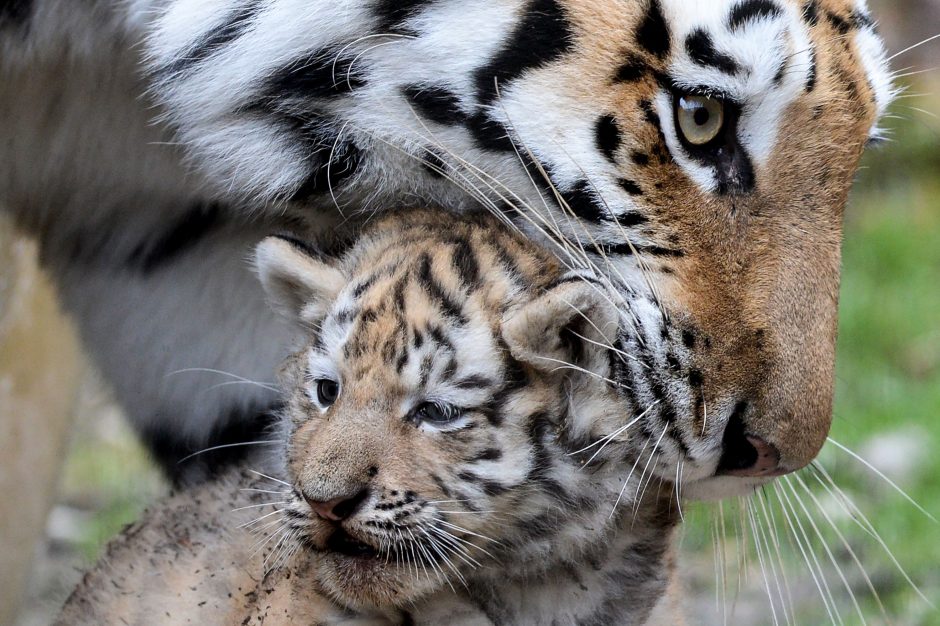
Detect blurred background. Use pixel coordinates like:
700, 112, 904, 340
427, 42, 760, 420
2, 2, 939, 624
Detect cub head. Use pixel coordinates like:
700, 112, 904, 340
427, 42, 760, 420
253, 210, 623, 609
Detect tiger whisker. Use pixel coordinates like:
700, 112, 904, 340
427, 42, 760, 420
782, 475, 864, 624
569, 403, 656, 458
231, 501, 288, 513
773, 481, 842, 625
826, 437, 938, 523
633, 424, 670, 520
756, 488, 795, 625
248, 469, 293, 488
611, 433, 652, 518
240, 488, 290, 495
811, 461, 935, 608
888, 32, 940, 61
577, 406, 656, 471
428, 525, 484, 570
745, 498, 781, 626
177, 440, 279, 465
791, 472, 886, 621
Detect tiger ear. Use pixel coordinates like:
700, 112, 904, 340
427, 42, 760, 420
503, 275, 619, 372
254, 235, 348, 326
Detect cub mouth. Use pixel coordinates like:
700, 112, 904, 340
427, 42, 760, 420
325, 529, 380, 559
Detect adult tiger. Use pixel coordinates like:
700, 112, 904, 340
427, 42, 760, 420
0, 0, 893, 495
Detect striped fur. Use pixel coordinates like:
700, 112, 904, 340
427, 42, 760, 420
59, 209, 679, 625
265, 209, 679, 623
0, 1, 893, 496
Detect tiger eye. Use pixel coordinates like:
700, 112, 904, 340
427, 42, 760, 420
316, 379, 340, 406
676, 95, 725, 146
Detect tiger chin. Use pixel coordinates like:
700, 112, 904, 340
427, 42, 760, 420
59, 209, 681, 625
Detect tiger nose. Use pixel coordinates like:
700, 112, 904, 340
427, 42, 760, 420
719, 434, 785, 477
716, 408, 787, 478
304, 488, 369, 521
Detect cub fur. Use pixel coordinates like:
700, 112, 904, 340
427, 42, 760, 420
59, 209, 679, 625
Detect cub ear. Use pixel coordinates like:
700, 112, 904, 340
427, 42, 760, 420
254, 235, 348, 326
503, 275, 619, 372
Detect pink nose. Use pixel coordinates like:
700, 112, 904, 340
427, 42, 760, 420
721, 435, 785, 478
303, 489, 369, 521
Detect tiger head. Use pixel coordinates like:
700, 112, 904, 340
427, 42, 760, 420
253, 210, 656, 609
463, 0, 896, 499
517, 0, 896, 499
150, 0, 894, 498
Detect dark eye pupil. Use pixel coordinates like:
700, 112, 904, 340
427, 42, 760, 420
317, 379, 339, 405
693, 108, 710, 126
417, 402, 454, 424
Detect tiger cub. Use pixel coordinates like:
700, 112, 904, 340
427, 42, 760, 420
58, 209, 679, 625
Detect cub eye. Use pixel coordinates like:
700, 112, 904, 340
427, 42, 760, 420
414, 402, 461, 425
676, 94, 725, 146
315, 379, 340, 407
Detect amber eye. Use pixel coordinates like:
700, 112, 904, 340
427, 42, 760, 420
676, 95, 726, 146
316, 379, 340, 407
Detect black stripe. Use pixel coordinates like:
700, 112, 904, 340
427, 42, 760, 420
451, 238, 481, 290
560, 180, 609, 224
426, 323, 455, 351
593, 242, 684, 258
631, 151, 651, 166
595, 115, 622, 163
541, 274, 601, 296
851, 9, 875, 29
270, 233, 327, 260
802, 0, 820, 26
127, 203, 222, 274
374, 0, 436, 33
403, 85, 467, 125
292, 139, 361, 202
474, 0, 573, 105
617, 179, 644, 197
825, 10, 853, 35
471, 448, 504, 462
430, 473, 454, 498
805, 47, 818, 92
264, 50, 365, 102
457, 472, 509, 496
639, 99, 660, 128
466, 111, 514, 152
773, 57, 788, 85
156, 0, 263, 78
421, 149, 448, 178
613, 211, 648, 227
615, 55, 649, 83
728, 0, 783, 31
239, 103, 362, 201
418, 254, 468, 324
353, 274, 380, 298
636, 0, 671, 58
685, 30, 741, 75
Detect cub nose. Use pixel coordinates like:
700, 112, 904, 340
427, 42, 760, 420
304, 488, 370, 521
716, 406, 785, 477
